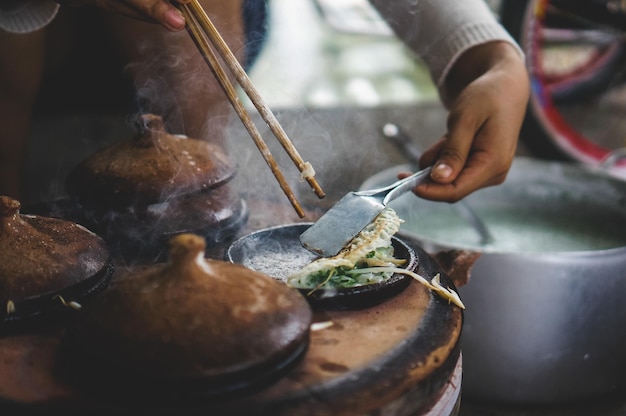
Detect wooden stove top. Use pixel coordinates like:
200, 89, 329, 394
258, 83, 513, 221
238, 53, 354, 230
0, 227, 462, 416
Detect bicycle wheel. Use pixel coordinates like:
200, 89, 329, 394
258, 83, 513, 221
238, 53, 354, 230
500, 0, 626, 174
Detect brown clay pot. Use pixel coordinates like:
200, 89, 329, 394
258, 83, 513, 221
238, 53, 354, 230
62, 233, 312, 400
0, 196, 112, 328
62, 114, 246, 259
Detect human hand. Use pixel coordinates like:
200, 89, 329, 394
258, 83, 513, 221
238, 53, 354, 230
410, 41, 530, 202
55, 0, 191, 31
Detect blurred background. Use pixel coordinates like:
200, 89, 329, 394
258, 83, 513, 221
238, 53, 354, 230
247, 0, 503, 108
247, 0, 626, 177
247, 0, 461, 108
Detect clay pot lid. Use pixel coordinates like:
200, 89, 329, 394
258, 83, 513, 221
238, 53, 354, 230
63, 233, 312, 395
66, 114, 237, 206
0, 196, 112, 326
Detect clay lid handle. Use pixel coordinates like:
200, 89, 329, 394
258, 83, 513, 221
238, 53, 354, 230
0, 195, 20, 219
134, 114, 168, 148
166, 234, 210, 279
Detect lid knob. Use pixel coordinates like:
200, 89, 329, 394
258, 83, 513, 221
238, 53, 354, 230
168, 233, 206, 263
134, 114, 167, 148
0, 195, 20, 219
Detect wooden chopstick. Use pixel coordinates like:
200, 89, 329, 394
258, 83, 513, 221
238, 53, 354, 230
178, 0, 326, 217
186, 0, 325, 199
179, 4, 304, 217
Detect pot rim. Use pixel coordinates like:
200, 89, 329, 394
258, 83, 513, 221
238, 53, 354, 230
402, 231, 626, 257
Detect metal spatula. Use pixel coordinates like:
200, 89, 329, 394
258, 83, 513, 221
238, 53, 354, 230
300, 167, 432, 257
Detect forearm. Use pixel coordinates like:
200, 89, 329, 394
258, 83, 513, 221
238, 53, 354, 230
368, 0, 522, 102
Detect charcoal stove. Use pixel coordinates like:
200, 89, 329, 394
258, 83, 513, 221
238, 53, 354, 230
0, 198, 464, 415
3, 106, 467, 415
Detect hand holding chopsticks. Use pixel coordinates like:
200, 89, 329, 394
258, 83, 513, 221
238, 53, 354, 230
175, 0, 325, 217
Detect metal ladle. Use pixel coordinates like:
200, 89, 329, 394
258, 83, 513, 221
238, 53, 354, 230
381, 123, 495, 246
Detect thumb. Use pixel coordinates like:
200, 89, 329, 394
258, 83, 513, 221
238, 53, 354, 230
429, 134, 471, 184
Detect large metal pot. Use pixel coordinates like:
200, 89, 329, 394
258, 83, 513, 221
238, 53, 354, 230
360, 156, 626, 404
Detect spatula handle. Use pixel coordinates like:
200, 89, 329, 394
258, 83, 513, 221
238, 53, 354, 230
379, 166, 433, 205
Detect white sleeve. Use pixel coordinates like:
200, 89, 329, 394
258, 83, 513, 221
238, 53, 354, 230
0, 0, 60, 34
368, 0, 522, 93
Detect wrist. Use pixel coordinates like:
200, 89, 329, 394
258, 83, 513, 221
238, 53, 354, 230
445, 41, 525, 101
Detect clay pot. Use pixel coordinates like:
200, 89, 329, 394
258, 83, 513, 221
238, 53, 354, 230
0, 196, 112, 328
62, 233, 312, 399
62, 114, 247, 259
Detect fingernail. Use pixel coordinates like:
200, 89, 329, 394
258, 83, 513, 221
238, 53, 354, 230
432, 163, 453, 179
165, 9, 186, 30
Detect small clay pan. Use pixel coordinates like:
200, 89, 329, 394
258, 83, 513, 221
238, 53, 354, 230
225, 223, 418, 310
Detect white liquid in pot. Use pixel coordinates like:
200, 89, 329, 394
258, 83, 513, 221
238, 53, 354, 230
362, 160, 626, 254
392, 197, 626, 253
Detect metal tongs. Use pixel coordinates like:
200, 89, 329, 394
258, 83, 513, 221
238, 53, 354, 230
175, 0, 325, 217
